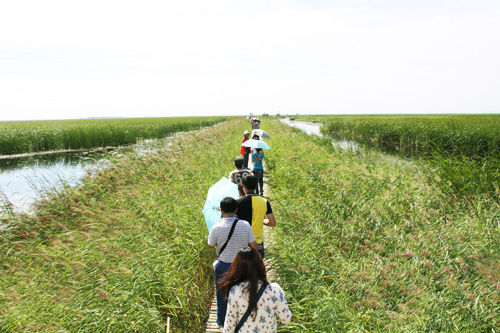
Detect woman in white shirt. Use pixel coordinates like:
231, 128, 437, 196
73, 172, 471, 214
218, 247, 292, 332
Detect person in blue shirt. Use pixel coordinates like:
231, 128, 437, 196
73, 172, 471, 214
251, 148, 265, 195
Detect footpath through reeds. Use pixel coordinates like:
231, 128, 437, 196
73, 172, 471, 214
205, 162, 280, 333
0, 119, 249, 332
2, 116, 497, 332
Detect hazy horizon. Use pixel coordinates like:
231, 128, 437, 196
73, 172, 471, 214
1, 0, 499, 121
2, 111, 500, 123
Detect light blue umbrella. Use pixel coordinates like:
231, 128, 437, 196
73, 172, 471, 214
242, 139, 271, 150
203, 177, 239, 231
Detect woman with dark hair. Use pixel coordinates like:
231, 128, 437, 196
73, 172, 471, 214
218, 247, 291, 332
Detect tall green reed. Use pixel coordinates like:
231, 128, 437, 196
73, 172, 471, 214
265, 120, 498, 332
314, 115, 499, 158
0, 117, 228, 155
296, 114, 499, 199
0, 119, 248, 332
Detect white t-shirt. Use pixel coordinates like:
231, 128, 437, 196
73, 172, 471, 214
208, 217, 255, 263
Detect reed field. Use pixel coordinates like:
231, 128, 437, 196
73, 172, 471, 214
1, 117, 498, 332
0, 119, 249, 332
293, 114, 500, 158
0, 117, 228, 155
264, 120, 498, 332
293, 114, 500, 200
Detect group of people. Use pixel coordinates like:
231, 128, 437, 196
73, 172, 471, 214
207, 120, 291, 332
238, 129, 265, 195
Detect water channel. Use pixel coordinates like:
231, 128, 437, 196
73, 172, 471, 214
280, 118, 361, 151
0, 150, 109, 214
0, 136, 176, 217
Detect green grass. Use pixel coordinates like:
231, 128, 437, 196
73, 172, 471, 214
0, 117, 228, 155
294, 114, 500, 158
292, 114, 500, 200
0, 119, 249, 332
2, 117, 498, 331
265, 120, 499, 332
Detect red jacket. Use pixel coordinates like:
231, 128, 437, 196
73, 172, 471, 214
240, 137, 249, 155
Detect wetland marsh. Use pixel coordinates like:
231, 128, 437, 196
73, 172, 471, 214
0, 116, 498, 332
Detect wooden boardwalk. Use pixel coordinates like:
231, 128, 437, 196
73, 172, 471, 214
205, 298, 221, 332
205, 177, 277, 332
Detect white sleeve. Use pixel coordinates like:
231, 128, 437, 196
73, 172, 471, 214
223, 287, 239, 332
208, 227, 217, 247
274, 284, 292, 324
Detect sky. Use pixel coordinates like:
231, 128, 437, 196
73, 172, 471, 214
0, 0, 499, 121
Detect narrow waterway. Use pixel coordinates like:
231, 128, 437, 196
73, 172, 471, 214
0, 136, 175, 216
279, 117, 324, 136
280, 118, 360, 151
0, 150, 109, 215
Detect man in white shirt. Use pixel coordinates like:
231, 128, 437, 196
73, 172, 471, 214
208, 197, 258, 327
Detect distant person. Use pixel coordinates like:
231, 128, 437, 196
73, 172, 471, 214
252, 118, 261, 129
237, 175, 276, 258
251, 148, 265, 196
229, 156, 253, 197
240, 130, 251, 169
208, 197, 259, 328
218, 247, 292, 332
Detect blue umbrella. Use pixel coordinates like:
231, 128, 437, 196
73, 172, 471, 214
242, 139, 271, 150
203, 177, 239, 231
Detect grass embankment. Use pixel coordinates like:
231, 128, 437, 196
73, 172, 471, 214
265, 120, 499, 331
0, 119, 248, 331
0, 117, 228, 155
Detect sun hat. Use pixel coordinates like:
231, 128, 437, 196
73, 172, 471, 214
244, 130, 249, 134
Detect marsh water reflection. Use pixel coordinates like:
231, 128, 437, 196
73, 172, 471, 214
280, 117, 324, 136
280, 118, 360, 151
0, 136, 175, 215
0, 150, 109, 213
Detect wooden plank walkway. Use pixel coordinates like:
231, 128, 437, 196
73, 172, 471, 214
205, 298, 221, 332
205, 169, 277, 332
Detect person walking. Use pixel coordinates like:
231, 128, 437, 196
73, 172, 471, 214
218, 247, 292, 332
240, 130, 250, 169
251, 118, 261, 129
251, 148, 265, 196
229, 156, 253, 197
237, 175, 276, 258
208, 197, 259, 328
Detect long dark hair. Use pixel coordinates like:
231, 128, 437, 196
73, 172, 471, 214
217, 247, 267, 318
